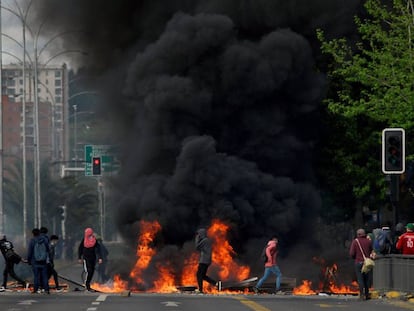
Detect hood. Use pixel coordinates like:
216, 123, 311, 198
85, 227, 94, 237
268, 240, 277, 246
37, 236, 47, 244
197, 228, 207, 239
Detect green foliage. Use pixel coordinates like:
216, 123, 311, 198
317, 0, 414, 205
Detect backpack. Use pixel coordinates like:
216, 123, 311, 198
34, 239, 48, 262
374, 230, 391, 255
260, 245, 267, 263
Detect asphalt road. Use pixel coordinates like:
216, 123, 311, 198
1, 291, 414, 311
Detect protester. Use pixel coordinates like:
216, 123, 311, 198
96, 236, 109, 283
0, 234, 27, 290
349, 228, 374, 300
396, 223, 414, 255
27, 228, 50, 294
253, 236, 283, 294
195, 228, 218, 294
48, 235, 63, 291
78, 228, 103, 292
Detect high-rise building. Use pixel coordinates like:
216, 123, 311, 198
1, 63, 69, 176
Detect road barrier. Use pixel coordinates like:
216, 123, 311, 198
373, 254, 414, 292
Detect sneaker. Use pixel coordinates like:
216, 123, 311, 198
0, 286, 5, 292
55, 287, 64, 292
252, 287, 259, 294
194, 289, 204, 295
275, 290, 284, 295
87, 288, 96, 292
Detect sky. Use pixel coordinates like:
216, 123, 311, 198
0, 0, 84, 68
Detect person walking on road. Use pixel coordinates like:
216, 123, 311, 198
253, 236, 283, 294
78, 228, 103, 292
195, 228, 218, 294
0, 234, 27, 290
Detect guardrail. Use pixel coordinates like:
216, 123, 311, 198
373, 254, 414, 292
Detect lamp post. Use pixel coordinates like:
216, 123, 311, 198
1, 1, 86, 231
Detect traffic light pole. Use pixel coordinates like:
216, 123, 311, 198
390, 174, 400, 228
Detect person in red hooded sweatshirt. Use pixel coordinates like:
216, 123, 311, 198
253, 236, 282, 294
78, 228, 102, 292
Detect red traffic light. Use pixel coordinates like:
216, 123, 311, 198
92, 157, 102, 175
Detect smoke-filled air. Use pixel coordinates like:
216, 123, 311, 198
32, 0, 363, 289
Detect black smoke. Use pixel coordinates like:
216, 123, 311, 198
32, 0, 362, 282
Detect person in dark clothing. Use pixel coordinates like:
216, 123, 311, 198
78, 228, 102, 292
195, 228, 217, 294
349, 228, 374, 300
48, 235, 62, 291
0, 235, 27, 290
96, 236, 109, 283
27, 228, 50, 294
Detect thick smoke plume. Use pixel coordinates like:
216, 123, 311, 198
32, 0, 362, 281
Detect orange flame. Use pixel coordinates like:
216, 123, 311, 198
208, 220, 250, 282
129, 220, 161, 287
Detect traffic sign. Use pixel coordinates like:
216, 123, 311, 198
84, 145, 116, 176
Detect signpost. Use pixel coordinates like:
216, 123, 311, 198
84, 145, 115, 176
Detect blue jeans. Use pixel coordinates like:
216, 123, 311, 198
32, 264, 49, 292
256, 265, 282, 290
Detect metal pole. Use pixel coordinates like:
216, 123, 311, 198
33, 42, 41, 227
73, 104, 77, 166
0, 0, 4, 234
22, 11, 27, 246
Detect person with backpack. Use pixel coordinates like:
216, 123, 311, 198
27, 228, 50, 294
252, 236, 283, 294
372, 227, 393, 255
0, 234, 27, 290
78, 227, 103, 292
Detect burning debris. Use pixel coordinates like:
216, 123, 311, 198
31, 0, 364, 293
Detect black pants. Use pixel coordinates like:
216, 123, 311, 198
83, 259, 96, 289
354, 262, 370, 298
48, 263, 60, 288
196, 263, 216, 292
2, 260, 25, 287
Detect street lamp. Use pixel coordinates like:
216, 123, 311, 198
1, 0, 86, 231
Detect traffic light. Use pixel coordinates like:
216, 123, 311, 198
382, 128, 405, 174
92, 157, 102, 175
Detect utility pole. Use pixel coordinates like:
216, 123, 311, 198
0, 0, 4, 234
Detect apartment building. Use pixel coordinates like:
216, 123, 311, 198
1, 63, 69, 172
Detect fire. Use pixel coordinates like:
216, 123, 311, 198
129, 220, 161, 287
93, 219, 251, 293
208, 220, 250, 282
293, 280, 316, 295
90, 220, 358, 296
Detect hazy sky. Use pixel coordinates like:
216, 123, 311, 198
1, 0, 81, 67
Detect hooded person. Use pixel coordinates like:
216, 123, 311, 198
0, 234, 27, 290
195, 228, 218, 294
253, 236, 282, 294
78, 228, 103, 292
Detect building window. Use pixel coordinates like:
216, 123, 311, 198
55, 70, 61, 78
55, 96, 62, 103
55, 88, 62, 95
55, 79, 61, 86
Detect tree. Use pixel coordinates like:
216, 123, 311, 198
316, 0, 414, 219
